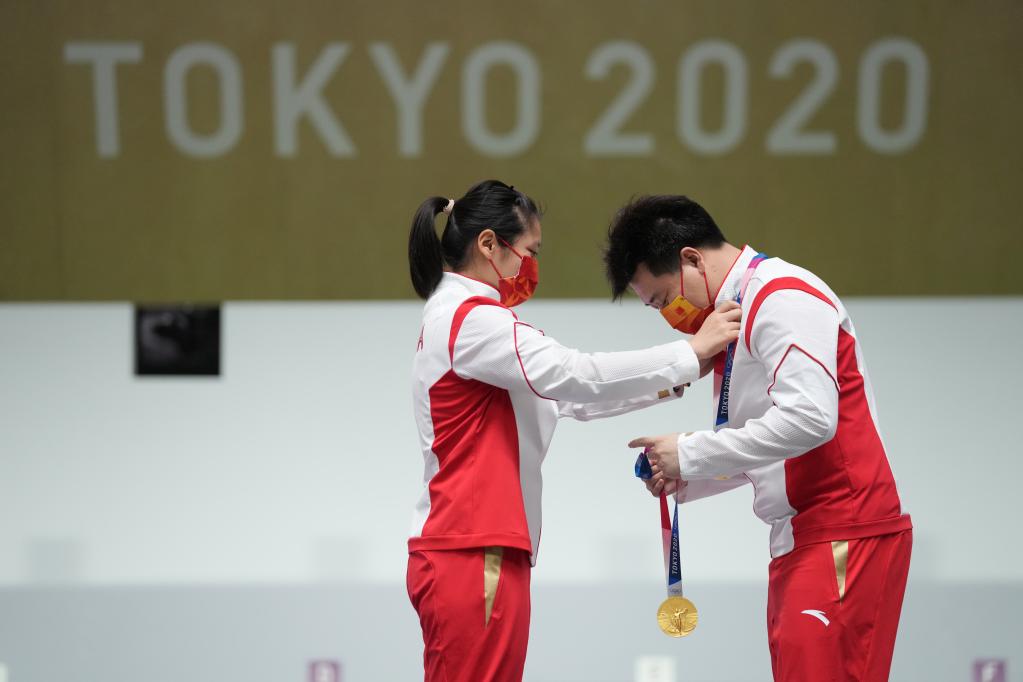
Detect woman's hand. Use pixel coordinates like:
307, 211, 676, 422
689, 301, 741, 361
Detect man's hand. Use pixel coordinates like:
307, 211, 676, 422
629, 433, 683, 480
643, 474, 683, 498
689, 300, 741, 361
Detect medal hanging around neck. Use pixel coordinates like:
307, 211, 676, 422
632, 252, 771, 638
635, 451, 699, 637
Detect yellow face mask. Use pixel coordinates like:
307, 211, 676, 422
659, 255, 714, 334
660, 295, 713, 334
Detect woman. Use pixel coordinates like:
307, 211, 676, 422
406, 180, 739, 681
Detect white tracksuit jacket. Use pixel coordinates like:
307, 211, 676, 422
677, 246, 911, 557
408, 272, 702, 564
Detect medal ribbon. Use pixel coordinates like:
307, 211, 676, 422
663, 494, 683, 597
636, 453, 684, 597
713, 253, 769, 431
634, 251, 769, 598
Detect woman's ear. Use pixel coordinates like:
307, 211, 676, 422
476, 228, 497, 260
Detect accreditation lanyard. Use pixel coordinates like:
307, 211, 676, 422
713, 253, 769, 431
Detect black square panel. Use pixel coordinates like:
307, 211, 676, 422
134, 304, 221, 376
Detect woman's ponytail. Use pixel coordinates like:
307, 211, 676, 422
408, 181, 541, 299
408, 196, 450, 299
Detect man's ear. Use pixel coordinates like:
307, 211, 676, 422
680, 247, 703, 271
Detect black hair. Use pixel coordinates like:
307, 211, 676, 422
603, 195, 727, 301
408, 179, 542, 299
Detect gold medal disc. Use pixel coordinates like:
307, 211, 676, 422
656, 596, 698, 637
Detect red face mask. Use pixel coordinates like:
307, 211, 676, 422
488, 238, 539, 307
660, 255, 714, 334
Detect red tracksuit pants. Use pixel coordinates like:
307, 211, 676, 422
767, 529, 912, 681
407, 546, 531, 682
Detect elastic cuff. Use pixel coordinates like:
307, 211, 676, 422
674, 480, 690, 504
677, 431, 697, 477
677, 431, 718, 479
671, 340, 702, 385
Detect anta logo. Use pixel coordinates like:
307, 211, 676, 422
800, 609, 830, 627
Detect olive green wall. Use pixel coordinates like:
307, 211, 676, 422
2, 0, 1020, 300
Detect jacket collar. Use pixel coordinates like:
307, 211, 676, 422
714, 245, 759, 307
440, 271, 501, 301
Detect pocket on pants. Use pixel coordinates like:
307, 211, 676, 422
407, 550, 436, 614
483, 546, 504, 627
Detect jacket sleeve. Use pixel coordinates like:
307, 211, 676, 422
676, 475, 751, 503
676, 286, 840, 480
452, 304, 702, 403
557, 385, 686, 422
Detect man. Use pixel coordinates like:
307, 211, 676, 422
603, 195, 912, 682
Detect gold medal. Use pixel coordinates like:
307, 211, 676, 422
657, 596, 698, 637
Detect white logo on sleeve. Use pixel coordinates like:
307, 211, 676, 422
800, 609, 830, 627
